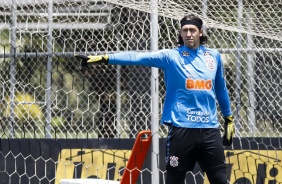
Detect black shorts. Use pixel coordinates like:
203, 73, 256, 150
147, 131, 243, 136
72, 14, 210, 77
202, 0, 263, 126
166, 126, 226, 172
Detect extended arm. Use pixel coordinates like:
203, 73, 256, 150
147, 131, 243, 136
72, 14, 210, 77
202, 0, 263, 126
75, 50, 169, 70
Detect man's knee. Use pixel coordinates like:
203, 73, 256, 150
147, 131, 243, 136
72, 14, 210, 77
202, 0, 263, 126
206, 167, 227, 184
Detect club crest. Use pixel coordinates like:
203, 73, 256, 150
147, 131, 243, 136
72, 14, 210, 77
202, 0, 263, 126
170, 156, 179, 167
205, 59, 215, 71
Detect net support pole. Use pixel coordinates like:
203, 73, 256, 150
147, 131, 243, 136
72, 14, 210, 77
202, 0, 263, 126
116, 67, 121, 136
234, 0, 243, 136
115, 24, 122, 137
150, 0, 160, 183
202, 0, 208, 33
8, 0, 17, 138
246, 10, 256, 133
45, 0, 53, 138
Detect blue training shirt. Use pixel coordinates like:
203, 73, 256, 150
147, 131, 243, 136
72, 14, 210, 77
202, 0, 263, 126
108, 45, 232, 128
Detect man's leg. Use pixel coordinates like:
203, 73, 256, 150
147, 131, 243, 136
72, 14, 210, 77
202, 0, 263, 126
165, 126, 199, 184
206, 167, 227, 184
199, 128, 228, 184
166, 170, 186, 184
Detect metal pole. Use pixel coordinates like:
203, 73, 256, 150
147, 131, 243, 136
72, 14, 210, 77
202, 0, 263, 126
202, 0, 208, 33
150, 0, 159, 183
115, 24, 122, 137
116, 65, 121, 136
45, 0, 53, 138
9, 0, 17, 138
246, 10, 256, 134
235, 0, 243, 136
1, 48, 282, 58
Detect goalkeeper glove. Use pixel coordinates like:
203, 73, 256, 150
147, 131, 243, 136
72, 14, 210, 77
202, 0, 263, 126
222, 115, 235, 147
74, 54, 109, 70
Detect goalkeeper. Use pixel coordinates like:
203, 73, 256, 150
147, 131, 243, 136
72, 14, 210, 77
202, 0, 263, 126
76, 14, 234, 184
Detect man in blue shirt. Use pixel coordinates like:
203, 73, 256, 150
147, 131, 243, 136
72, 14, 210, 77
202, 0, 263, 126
76, 14, 234, 184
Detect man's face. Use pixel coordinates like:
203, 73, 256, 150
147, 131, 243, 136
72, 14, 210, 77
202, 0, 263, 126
180, 24, 202, 49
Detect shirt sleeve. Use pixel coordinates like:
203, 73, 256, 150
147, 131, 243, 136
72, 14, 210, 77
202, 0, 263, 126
214, 53, 232, 117
107, 50, 170, 69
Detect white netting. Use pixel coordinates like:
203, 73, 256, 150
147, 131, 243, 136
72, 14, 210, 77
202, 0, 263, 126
0, 0, 281, 139
103, 0, 282, 41
0, 0, 281, 183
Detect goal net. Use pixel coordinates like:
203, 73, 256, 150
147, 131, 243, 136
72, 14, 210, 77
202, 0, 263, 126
0, 0, 281, 183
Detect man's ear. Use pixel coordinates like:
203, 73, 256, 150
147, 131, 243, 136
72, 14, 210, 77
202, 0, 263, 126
200, 29, 203, 37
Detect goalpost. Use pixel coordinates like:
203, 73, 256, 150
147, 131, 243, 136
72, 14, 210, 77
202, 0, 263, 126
0, 0, 281, 183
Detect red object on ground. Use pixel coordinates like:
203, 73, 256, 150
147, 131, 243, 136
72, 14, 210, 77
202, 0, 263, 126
120, 130, 152, 184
